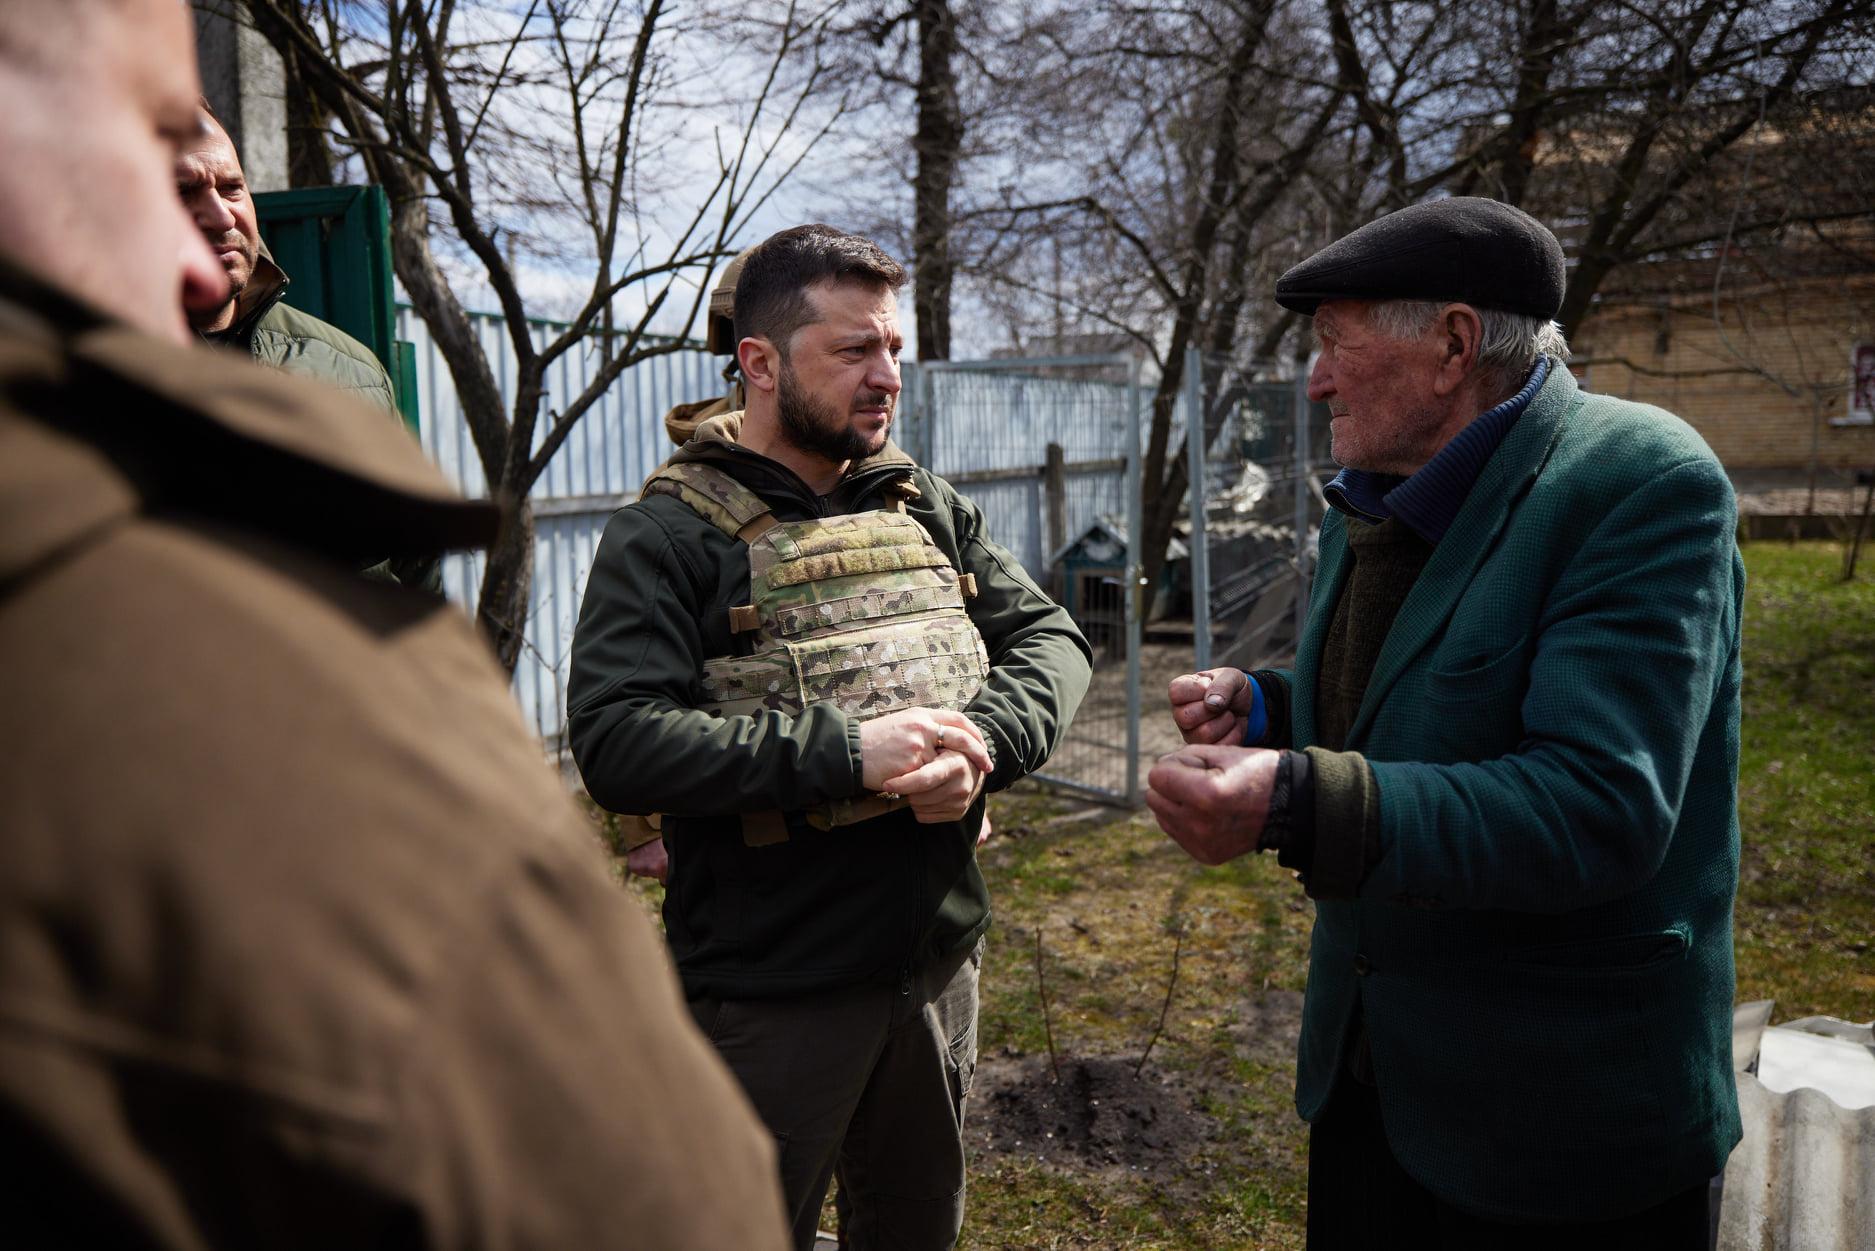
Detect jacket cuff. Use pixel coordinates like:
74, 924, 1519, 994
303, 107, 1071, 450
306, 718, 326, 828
1240, 674, 1268, 745
1249, 669, 1292, 746
964, 712, 1008, 791
1299, 746, 1380, 900
1268, 750, 1314, 867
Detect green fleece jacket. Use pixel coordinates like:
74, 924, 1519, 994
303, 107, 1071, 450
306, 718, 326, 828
567, 426, 1092, 999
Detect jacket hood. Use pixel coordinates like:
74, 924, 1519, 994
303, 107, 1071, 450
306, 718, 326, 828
674, 410, 917, 475
0, 256, 495, 582
661, 380, 746, 448
666, 412, 919, 514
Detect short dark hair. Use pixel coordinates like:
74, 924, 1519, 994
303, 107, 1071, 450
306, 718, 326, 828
733, 225, 906, 357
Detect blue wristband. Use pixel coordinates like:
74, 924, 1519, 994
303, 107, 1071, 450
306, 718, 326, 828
1241, 673, 1268, 746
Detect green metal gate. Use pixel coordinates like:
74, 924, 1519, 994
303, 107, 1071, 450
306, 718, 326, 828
254, 185, 419, 433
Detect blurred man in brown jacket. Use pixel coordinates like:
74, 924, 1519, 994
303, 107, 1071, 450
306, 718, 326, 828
0, 2, 789, 1246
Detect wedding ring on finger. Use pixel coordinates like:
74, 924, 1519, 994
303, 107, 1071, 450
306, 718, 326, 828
935, 727, 947, 751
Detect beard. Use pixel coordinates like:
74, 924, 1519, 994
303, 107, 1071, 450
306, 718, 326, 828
776, 362, 891, 464
188, 230, 255, 331
208, 230, 255, 296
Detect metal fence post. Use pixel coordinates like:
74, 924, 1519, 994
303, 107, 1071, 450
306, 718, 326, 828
898, 359, 920, 462
1292, 363, 1313, 646
1185, 345, 1211, 672
1124, 356, 1145, 806
918, 362, 938, 469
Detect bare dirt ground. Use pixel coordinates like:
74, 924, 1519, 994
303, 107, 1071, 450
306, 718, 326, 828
974, 1055, 1211, 1177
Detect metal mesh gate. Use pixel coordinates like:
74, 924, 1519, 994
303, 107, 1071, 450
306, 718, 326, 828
900, 355, 1146, 805
1181, 348, 1334, 674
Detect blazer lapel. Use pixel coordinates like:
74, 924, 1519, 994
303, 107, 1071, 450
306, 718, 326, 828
1342, 367, 1584, 747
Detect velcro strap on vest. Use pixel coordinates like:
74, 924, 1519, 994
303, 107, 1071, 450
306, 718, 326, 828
619, 812, 663, 851
765, 545, 953, 588
959, 572, 978, 599
741, 811, 791, 846
727, 604, 762, 633
736, 793, 912, 845
806, 792, 911, 830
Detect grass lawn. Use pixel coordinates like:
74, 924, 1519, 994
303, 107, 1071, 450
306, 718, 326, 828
597, 540, 1874, 1250
1731, 542, 1875, 1017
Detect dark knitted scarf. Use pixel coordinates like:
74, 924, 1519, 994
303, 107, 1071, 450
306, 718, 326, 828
1315, 517, 1434, 750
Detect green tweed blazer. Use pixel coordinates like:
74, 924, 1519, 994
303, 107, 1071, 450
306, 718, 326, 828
1275, 364, 1744, 1222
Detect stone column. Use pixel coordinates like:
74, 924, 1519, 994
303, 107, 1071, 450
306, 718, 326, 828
192, 2, 288, 192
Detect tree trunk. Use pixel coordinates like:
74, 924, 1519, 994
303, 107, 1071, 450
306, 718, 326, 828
282, 43, 334, 188
1135, 1, 1286, 603
384, 195, 509, 487
1843, 468, 1875, 581
912, 0, 962, 361
477, 498, 536, 677
1494, 0, 1563, 206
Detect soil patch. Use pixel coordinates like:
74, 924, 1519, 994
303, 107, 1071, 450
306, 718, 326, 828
970, 1053, 1210, 1179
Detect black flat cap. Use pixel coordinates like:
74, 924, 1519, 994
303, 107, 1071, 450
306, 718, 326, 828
1275, 197, 1565, 319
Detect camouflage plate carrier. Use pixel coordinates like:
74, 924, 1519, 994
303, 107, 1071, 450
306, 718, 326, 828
643, 459, 992, 845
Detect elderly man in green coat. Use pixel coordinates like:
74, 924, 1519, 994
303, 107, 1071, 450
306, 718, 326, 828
1151, 198, 1742, 1249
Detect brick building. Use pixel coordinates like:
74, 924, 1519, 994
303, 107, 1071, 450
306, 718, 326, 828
1570, 247, 1875, 473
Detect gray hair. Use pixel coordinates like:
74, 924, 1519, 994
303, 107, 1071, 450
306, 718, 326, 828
1366, 299, 1570, 390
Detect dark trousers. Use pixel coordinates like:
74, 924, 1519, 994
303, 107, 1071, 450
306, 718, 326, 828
688, 942, 981, 1251
1306, 1074, 1710, 1251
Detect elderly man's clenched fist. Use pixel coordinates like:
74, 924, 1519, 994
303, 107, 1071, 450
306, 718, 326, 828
1144, 745, 1279, 865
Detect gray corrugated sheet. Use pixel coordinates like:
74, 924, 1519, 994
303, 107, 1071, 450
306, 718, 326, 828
1720, 1008, 1875, 1251
402, 307, 723, 742
1722, 1075, 1875, 1250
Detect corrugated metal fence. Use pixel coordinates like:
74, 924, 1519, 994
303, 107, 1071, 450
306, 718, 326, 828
403, 307, 1150, 754
403, 306, 724, 744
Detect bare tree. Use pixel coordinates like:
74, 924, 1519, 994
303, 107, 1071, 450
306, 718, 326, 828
944, 0, 1361, 592
233, 0, 841, 673
908, 0, 962, 360
1319, 0, 1870, 336
733, 0, 1060, 361
1044, 0, 1870, 594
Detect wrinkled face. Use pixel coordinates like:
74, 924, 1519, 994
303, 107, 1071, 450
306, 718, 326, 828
1307, 300, 1446, 476
0, 0, 226, 342
774, 280, 903, 466
176, 120, 259, 327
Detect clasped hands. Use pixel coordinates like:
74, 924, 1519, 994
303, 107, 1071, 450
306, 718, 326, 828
626, 707, 992, 884
1147, 668, 1278, 865
859, 707, 992, 824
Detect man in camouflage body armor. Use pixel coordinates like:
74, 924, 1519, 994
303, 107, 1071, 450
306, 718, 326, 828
569, 225, 1091, 1250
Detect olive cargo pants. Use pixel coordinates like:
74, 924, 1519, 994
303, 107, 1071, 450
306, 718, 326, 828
688, 941, 982, 1251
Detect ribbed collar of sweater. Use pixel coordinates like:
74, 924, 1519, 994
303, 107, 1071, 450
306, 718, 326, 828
1322, 355, 1551, 544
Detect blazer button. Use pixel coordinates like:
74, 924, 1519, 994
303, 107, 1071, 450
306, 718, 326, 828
1352, 953, 1372, 976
